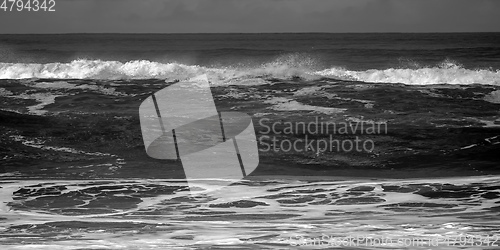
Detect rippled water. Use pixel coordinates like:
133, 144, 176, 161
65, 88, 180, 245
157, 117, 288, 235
0, 176, 499, 249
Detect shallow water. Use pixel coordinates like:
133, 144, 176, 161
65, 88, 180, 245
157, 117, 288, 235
0, 176, 499, 249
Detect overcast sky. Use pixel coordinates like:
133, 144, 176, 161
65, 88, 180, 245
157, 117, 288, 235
1, 0, 499, 33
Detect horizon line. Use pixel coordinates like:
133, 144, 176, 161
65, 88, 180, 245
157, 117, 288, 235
1, 31, 500, 35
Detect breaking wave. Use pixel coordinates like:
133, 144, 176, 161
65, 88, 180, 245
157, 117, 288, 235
317, 61, 500, 86
1, 59, 500, 86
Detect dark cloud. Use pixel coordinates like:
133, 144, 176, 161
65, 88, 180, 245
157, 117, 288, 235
0, 0, 499, 33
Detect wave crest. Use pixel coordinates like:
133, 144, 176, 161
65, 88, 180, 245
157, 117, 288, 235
0, 60, 208, 80
316, 62, 500, 86
1, 59, 499, 86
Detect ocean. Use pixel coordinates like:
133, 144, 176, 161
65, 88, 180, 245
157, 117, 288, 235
0, 33, 499, 249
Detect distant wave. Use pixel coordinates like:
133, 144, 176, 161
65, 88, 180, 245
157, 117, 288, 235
0, 60, 210, 81
317, 61, 500, 86
1, 59, 499, 86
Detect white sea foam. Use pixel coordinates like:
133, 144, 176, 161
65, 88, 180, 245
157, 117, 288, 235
0, 60, 209, 81
2, 59, 500, 86
316, 63, 500, 86
9, 135, 117, 157
0, 87, 13, 96
293, 86, 324, 96
1, 176, 499, 249
30, 81, 129, 96
484, 90, 500, 103
13, 92, 62, 115
264, 97, 346, 114
2, 81, 130, 116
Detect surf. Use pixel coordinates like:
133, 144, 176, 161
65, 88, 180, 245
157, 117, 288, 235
1, 59, 500, 86
317, 62, 500, 86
